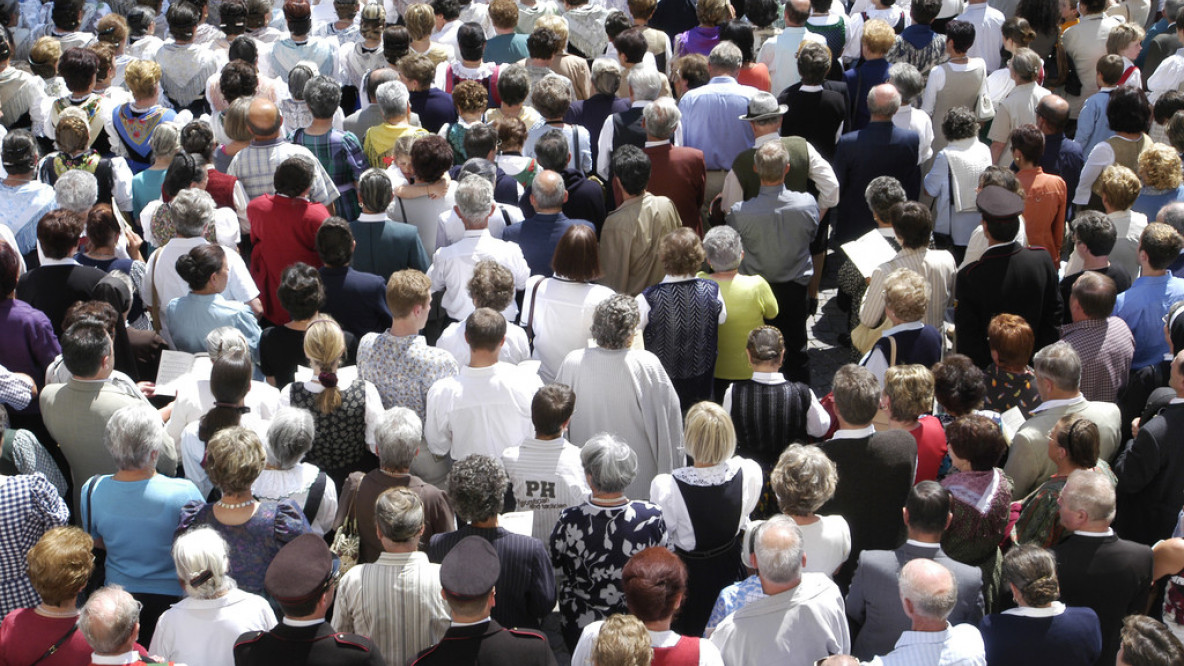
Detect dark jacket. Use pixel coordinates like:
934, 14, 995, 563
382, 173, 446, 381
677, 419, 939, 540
409, 620, 556, 666
318, 266, 393, 339
233, 620, 385, 666
520, 168, 607, 232
408, 88, 457, 134
778, 80, 849, 161
502, 212, 594, 277
833, 121, 921, 244
1114, 401, 1184, 545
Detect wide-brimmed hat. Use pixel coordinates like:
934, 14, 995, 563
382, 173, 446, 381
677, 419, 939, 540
739, 92, 788, 122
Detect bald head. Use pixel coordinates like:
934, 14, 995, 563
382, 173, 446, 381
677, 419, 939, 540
899, 559, 958, 622
80, 587, 140, 655
868, 83, 901, 120
785, 0, 810, 25
247, 97, 283, 139
530, 170, 566, 211
1037, 94, 1070, 134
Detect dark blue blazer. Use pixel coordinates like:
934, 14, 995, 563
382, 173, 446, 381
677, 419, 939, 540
319, 266, 393, 339
409, 88, 457, 134
449, 165, 521, 206
832, 121, 920, 244
843, 58, 891, 131
979, 606, 1102, 666
566, 93, 630, 168
502, 212, 595, 277
520, 168, 607, 232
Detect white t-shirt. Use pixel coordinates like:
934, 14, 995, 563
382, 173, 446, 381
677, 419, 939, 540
798, 514, 852, 579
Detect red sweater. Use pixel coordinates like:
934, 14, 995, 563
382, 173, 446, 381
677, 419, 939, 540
248, 194, 328, 323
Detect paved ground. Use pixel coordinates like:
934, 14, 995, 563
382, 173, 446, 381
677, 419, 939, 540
807, 252, 856, 397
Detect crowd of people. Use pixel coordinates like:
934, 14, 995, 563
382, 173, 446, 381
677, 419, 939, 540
4, 0, 1184, 663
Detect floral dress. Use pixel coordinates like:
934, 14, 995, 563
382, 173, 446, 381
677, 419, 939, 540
982, 365, 1042, 419
177, 500, 310, 596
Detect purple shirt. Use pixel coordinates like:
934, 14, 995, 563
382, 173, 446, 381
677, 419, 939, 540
0, 299, 60, 413
676, 25, 720, 57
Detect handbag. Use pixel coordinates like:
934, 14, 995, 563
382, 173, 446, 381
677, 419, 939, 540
974, 81, 995, 122
329, 484, 360, 575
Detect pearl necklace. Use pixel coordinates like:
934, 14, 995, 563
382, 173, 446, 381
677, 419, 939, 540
216, 497, 257, 509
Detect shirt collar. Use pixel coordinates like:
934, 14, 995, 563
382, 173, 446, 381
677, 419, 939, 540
1030, 394, 1086, 413
451, 617, 491, 627
645, 139, 671, 147
754, 133, 781, 147
751, 371, 786, 384
906, 539, 941, 548
1002, 601, 1067, 617
282, 617, 325, 627
831, 424, 875, 439
463, 229, 488, 239
660, 274, 698, 284
90, 652, 143, 665
630, 100, 648, 108
357, 212, 386, 222
1075, 528, 1115, 537
883, 320, 926, 336
708, 75, 738, 85
799, 84, 823, 92
250, 137, 285, 147
40, 256, 80, 267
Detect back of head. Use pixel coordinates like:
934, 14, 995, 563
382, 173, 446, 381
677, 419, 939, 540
1060, 468, 1116, 523
1071, 270, 1117, 320
832, 363, 879, 426
497, 63, 531, 107
754, 515, 804, 585
615, 27, 649, 65
173, 527, 232, 599
890, 201, 933, 249
375, 79, 411, 120
1108, 85, 1152, 135
458, 21, 486, 61
899, 559, 958, 621
580, 433, 638, 493
591, 57, 624, 96
944, 20, 975, 54
375, 407, 422, 470
622, 546, 687, 622
888, 63, 923, 105
988, 313, 1035, 368
304, 76, 341, 120
591, 293, 640, 349
534, 129, 571, 171
707, 40, 742, 75
265, 406, 316, 469
1033, 340, 1082, 393
531, 383, 575, 436
385, 269, 432, 318
1002, 544, 1060, 606
593, 615, 652, 666
797, 41, 832, 86
375, 486, 425, 542
906, 481, 951, 535
455, 176, 495, 226
1140, 222, 1184, 270
464, 307, 506, 352
627, 65, 663, 102
1009, 124, 1045, 165
80, 586, 140, 655
702, 224, 743, 272
867, 82, 901, 117
37, 209, 84, 259
612, 144, 651, 196
27, 527, 94, 606
448, 454, 508, 522
1120, 616, 1184, 666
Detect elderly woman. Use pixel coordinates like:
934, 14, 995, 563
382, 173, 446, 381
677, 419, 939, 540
979, 544, 1103, 665
260, 263, 356, 388
213, 97, 253, 173
523, 76, 592, 174
924, 107, 993, 263
941, 414, 1012, 612
436, 260, 530, 366
557, 294, 684, 499
882, 364, 947, 484
178, 426, 311, 596
129, 119, 180, 219
150, 527, 276, 666
0, 527, 94, 663
570, 547, 725, 666
860, 268, 943, 386
142, 153, 241, 250
522, 224, 615, 383
650, 402, 760, 636
165, 243, 262, 354
1134, 143, 1184, 221
109, 59, 182, 174
40, 113, 134, 217
1013, 414, 1115, 548
889, 64, 934, 164
838, 176, 906, 339
0, 131, 57, 258
387, 135, 456, 256
552, 434, 668, 649
981, 313, 1042, 418
770, 443, 851, 579
81, 404, 204, 642
638, 228, 726, 409
674, 0, 727, 58
252, 408, 339, 535
292, 76, 363, 218
351, 169, 430, 280
700, 226, 778, 397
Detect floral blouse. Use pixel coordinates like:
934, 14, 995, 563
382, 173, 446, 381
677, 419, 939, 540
177, 499, 310, 595
356, 332, 458, 417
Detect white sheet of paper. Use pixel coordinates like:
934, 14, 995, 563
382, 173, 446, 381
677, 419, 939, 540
1000, 406, 1025, 442
842, 229, 898, 278
499, 510, 535, 537
154, 350, 197, 396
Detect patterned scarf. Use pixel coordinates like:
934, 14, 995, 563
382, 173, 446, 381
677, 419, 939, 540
51, 95, 106, 149
51, 151, 101, 177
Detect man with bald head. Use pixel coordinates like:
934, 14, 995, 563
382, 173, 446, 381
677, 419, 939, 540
1035, 95, 1085, 200
228, 97, 341, 214
832, 83, 921, 244
501, 169, 594, 276
79, 586, 151, 665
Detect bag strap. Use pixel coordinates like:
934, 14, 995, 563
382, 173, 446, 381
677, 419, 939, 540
888, 334, 897, 368
29, 623, 79, 666
524, 277, 545, 338
571, 125, 582, 174
84, 474, 103, 534
397, 196, 409, 227
0, 428, 19, 476
147, 249, 163, 334
303, 471, 328, 525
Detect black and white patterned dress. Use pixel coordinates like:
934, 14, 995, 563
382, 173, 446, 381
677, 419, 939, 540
287, 379, 379, 489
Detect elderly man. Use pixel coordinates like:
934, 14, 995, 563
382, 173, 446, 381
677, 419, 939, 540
362, 80, 426, 168
333, 487, 451, 665
1005, 341, 1122, 498
426, 177, 529, 323
756, 0, 824, 93
847, 482, 985, 661
427, 455, 556, 631
79, 586, 154, 666
1053, 470, 1154, 666
595, 65, 665, 182
599, 144, 681, 296
988, 49, 1051, 166
863, 559, 986, 665
678, 42, 758, 207
726, 140, 818, 384
1060, 272, 1135, 403
1061, 0, 1122, 117
640, 98, 705, 235
518, 129, 607, 230
502, 170, 593, 276
1114, 223, 1184, 371
710, 515, 850, 665
345, 68, 400, 139
833, 84, 921, 245
1035, 95, 1085, 200
228, 97, 339, 211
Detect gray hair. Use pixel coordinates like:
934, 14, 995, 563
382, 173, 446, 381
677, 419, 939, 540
448, 454, 508, 523
149, 121, 182, 161
864, 176, 907, 221
304, 74, 342, 119
754, 515, 804, 584
1159, 201, 1184, 235
1061, 468, 1117, 522
264, 407, 316, 469
591, 57, 623, 96
375, 80, 410, 119
580, 433, 638, 493
754, 139, 788, 183
375, 487, 424, 542
899, 558, 958, 620
888, 63, 923, 105
590, 293, 639, 349
375, 407, 422, 470
642, 97, 680, 140
358, 168, 393, 213
173, 527, 234, 600
103, 403, 167, 470
703, 225, 743, 271
455, 176, 495, 225
457, 157, 497, 186
287, 61, 317, 100
867, 83, 901, 116
54, 169, 98, 212
531, 169, 566, 210
205, 326, 250, 358
80, 586, 140, 654
1010, 47, 1042, 83
708, 40, 742, 73
1033, 341, 1081, 392
628, 65, 663, 101
1168, 0, 1184, 22
170, 188, 217, 238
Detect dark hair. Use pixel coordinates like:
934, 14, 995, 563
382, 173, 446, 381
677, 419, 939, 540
63, 300, 118, 337
127, 6, 156, 37
552, 224, 601, 282
220, 0, 248, 35
1108, 85, 1152, 134
747, 0, 780, 27
1072, 210, 1117, 257
316, 217, 353, 267
604, 9, 631, 40
1096, 53, 1125, 86
0, 241, 20, 295
1141, 222, 1184, 269
533, 129, 571, 171
166, 1, 200, 40
37, 210, 84, 259
2, 129, 39, 175
1054, 413, 1101, 469
1120, 615, 1184, 666
614, 27, 649, 64
58, 47, 98, 93
180, 121, 215, 162
283, 0, 312, 34
527, 27, 561, 60
945, 20, 975, 54
432, 0, 460, 20
941, 106, 979, 142
274, 157, 316, 197
946, 414, 1007, 471
278, 262, 325, 321
464, 307, 506, 351
675, 53, 711, 89
61, 321, 110, 377
228, 35, 259, 66
366, 67, 399, 104
457, 22, 485, 61
1154, 91, 1184, 125
463, 123, 497, 160
1009, 124, 1045, 165
411, 135, 454, 182
612, 144, 651, 196
932, 354, 986, 416
197, 345, 253, 441
910, 0, 941, 24
889, 201, 933, 249
383, 26, 410, 65
219, 61, 259, 102
718, 20, 756, 63
622, 547, 687, 622
85, 204, 121, 249
905, 481, 951, 535
1080, 0, 1107, 13
175, 243, 226, 291
532, 383, 575, 435
161, 154, 205, 199
52, 0, 84, 30
983, 215, 1021, 244
797, 41, 831, 85
1017, 0, 1059, 37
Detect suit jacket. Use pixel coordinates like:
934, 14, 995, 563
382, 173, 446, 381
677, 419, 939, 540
643, 142, 707, 236
409, 619, 556, 666
1142, 29, 1182, 81
520, 168, 607, 232
1053, 533, 1153, 666
1005, 398, 1122, 499
343, 104, 383, 140
318, 266, 393, 340
234, 620, 384, 666
566, 93, 630, 169
448, 165, 521, 207
846, 542, 986, 660
16, 263, 110, 336
954, 241, 1062, 370
1114, 401, 1184, 545
833, 122, 920, 244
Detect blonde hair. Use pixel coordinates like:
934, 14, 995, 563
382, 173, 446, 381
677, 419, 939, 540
27, 527, 94, 605
304, 316, 347, 414
123, 59, 163, 99
1106, 21, 1145, 54
696, 0, 729, 26
386, 269, 432, 318
29, 37, 62, 79
55, 112, 90, 154
535, 14, 569, 48
683, 401, 736, 465
862, 19, 896, 56
403, 4, 436, 40
885, 267, 928, 323
1139, 143, 1183, 191
204, 425, 266, 493
771, 443, 838, 515
592, 615, 652, 666
884, 364, 935, 423
1098, 164, 1142, 211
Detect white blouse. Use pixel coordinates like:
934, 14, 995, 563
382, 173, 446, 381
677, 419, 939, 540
798, 514, 852, 578
649, 457, 764, 552
252, 462, 340, 535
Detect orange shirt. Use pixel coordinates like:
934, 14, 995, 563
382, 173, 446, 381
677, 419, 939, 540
1017, 166, 1068, 262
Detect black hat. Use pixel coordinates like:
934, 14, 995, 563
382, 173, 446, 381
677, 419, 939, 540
976, 185, 1024, 221
264, 533, 340, 605
440, 536, 499, 600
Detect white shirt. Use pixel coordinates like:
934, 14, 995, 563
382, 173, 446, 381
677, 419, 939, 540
278, 377, 386, 452
426, 229, 530, 321
435, 203, 525, 249
149, 588, 277, 666
142, 236, 260, 342
1147, 49, 1184, 103
831, 424, 876, 439
955, 3, 1005, 73
868, 623, 987, 666
424, 362, 543, 460
253, 462, 340, 535
166, 374, 282, 447
722, 371, 832, 438
893, 106, 934, 164
502, 437, 590, 539
434, 320, 532, 368
181, 414, 272, 498
572, 621, 725, 666
1073, 136, 1143, 205
520, 275, 615, 383
140, 201, 241, 250
720, 133, 840, 212
798, 514, 852, 578
649, 458, 763, 551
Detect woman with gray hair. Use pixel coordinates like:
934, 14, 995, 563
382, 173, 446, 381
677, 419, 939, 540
769, 443, 850, 579
131, 120, 181, 219
837, 175, 906, 336
80, 404, 205, 642
150, 527, 276, 666
888, 63, 933, 164
924, 106, 994, 264
550, 433, 668, 649
252, 407, 339, 535
556, 294, 684, 499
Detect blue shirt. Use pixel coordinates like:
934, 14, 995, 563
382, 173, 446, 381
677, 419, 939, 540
1114, 272, 1184, 369
0, 180, 56, 254
502, 212, 594, 277
1076, 89, 1115, 157
485, 33, 529, 64
678, 76, 756, 171
1041, 133, 1085, 203
165, 292, 262, 359
409, 88, 458, 134
131, 167, 166, 221
1133, 185, 1184, 222
706, 574, 766, 635
727, 184, 819, 284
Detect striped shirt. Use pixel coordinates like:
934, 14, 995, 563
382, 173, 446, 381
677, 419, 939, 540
859, 246, 958, 331
501, 438, 590, 540
332, 551, 451, 666
868, 624, 987, 666
228, 138, 341, 207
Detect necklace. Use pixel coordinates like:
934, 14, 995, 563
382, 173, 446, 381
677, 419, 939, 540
216, 497, 257, 509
